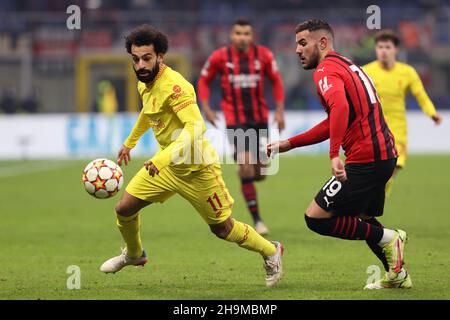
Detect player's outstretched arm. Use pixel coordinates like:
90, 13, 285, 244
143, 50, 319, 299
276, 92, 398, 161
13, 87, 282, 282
266, 139, 292, 157
266, 117, 331, 157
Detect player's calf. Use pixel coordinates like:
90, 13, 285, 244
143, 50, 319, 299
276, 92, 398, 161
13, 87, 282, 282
304, 214, 385, 243
209, 219, 233, 239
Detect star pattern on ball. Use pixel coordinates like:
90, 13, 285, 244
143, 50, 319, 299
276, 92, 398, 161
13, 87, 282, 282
94, 160, 105, 170
93, 176, 106, 189
113, 170, 122, 180
82, 159, 123, 199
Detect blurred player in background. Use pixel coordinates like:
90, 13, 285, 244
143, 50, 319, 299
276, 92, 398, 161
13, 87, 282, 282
197, 19, 285, 235
100, 25, 283, 287
363, 30, 443, 196
267, 19, 411, 289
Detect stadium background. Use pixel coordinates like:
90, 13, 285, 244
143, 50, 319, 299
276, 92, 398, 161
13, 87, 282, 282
0, 0, 449, 300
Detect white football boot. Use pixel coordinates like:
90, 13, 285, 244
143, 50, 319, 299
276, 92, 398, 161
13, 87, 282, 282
100, 248, 147, 273
263, 241, 284, 287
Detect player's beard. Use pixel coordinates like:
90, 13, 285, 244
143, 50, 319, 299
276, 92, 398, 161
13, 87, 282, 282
302, 45, 320, 70
134, 62, 160, 83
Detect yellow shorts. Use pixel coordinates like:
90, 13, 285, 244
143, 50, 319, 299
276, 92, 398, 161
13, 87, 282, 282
395, 141, 407, 168
125, 164, 234, 225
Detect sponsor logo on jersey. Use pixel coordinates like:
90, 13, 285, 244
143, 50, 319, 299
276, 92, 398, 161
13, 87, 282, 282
169, 85, 186, 101
228, 74, 261, 88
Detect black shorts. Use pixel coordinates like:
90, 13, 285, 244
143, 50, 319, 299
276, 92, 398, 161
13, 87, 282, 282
226, 124, 269, 164
315, 158, 397, 217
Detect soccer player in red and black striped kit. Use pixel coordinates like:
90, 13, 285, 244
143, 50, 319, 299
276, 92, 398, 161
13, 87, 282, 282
198, 19, 285, 235
267, 19, 412, 289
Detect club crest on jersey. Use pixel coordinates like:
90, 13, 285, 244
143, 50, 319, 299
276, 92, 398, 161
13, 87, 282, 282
173, 85, 182, 93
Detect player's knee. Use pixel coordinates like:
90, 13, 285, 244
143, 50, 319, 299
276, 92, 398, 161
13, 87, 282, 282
304, 214, 328, 236
115, 202, 126, 216
238, 164, 254, 179
115, 202, 135, 217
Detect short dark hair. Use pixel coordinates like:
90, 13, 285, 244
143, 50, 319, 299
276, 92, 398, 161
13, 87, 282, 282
233, 18, 252, 27
374, 30, 400, 47
295, 19, 334, 38
125, 24, 169, 55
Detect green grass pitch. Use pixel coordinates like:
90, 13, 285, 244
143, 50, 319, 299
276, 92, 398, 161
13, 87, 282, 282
0, 155, 449, 300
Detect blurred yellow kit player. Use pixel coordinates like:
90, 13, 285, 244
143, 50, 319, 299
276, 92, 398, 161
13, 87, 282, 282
364, 30, 442, 195
99, 25, 283, 287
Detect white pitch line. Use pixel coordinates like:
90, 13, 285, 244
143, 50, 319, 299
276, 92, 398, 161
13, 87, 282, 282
0, 162, 74, 178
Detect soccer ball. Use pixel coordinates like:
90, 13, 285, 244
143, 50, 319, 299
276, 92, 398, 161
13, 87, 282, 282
82, 158, 124, 199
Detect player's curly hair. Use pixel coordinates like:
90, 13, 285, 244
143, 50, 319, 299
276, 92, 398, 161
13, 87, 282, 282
374, 29, 400, 47
125, 24, 169, 54
294, 19, 334, 38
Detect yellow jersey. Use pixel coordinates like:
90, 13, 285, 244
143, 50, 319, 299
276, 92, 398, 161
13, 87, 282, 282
363, 61, 437, 143
124, 64, 217, 176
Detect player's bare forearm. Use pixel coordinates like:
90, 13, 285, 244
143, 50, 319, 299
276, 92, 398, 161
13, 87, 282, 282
266, 139, 292, 158
287, 119, 330, 149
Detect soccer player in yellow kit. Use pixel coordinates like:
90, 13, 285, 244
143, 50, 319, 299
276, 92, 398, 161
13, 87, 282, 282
363, 30, 442, 195
99, 25, 283, 287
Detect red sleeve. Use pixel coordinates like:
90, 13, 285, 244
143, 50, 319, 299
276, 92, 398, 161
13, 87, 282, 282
288, 118, 330, 148
262, 47, 284, 103
314, 70, 349, 159
197, 50, 222, 102
328, 90, 349, 159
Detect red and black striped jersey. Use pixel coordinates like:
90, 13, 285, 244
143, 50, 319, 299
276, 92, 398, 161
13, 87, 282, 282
197, 45, 284, 126
289, 51, 397, 164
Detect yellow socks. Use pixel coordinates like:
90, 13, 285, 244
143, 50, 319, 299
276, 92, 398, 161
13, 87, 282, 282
116, 212, 143, 259
225, 219, 276, 257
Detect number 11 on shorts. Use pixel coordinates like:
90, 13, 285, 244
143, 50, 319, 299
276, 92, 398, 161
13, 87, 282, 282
207, 192, 222, 211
